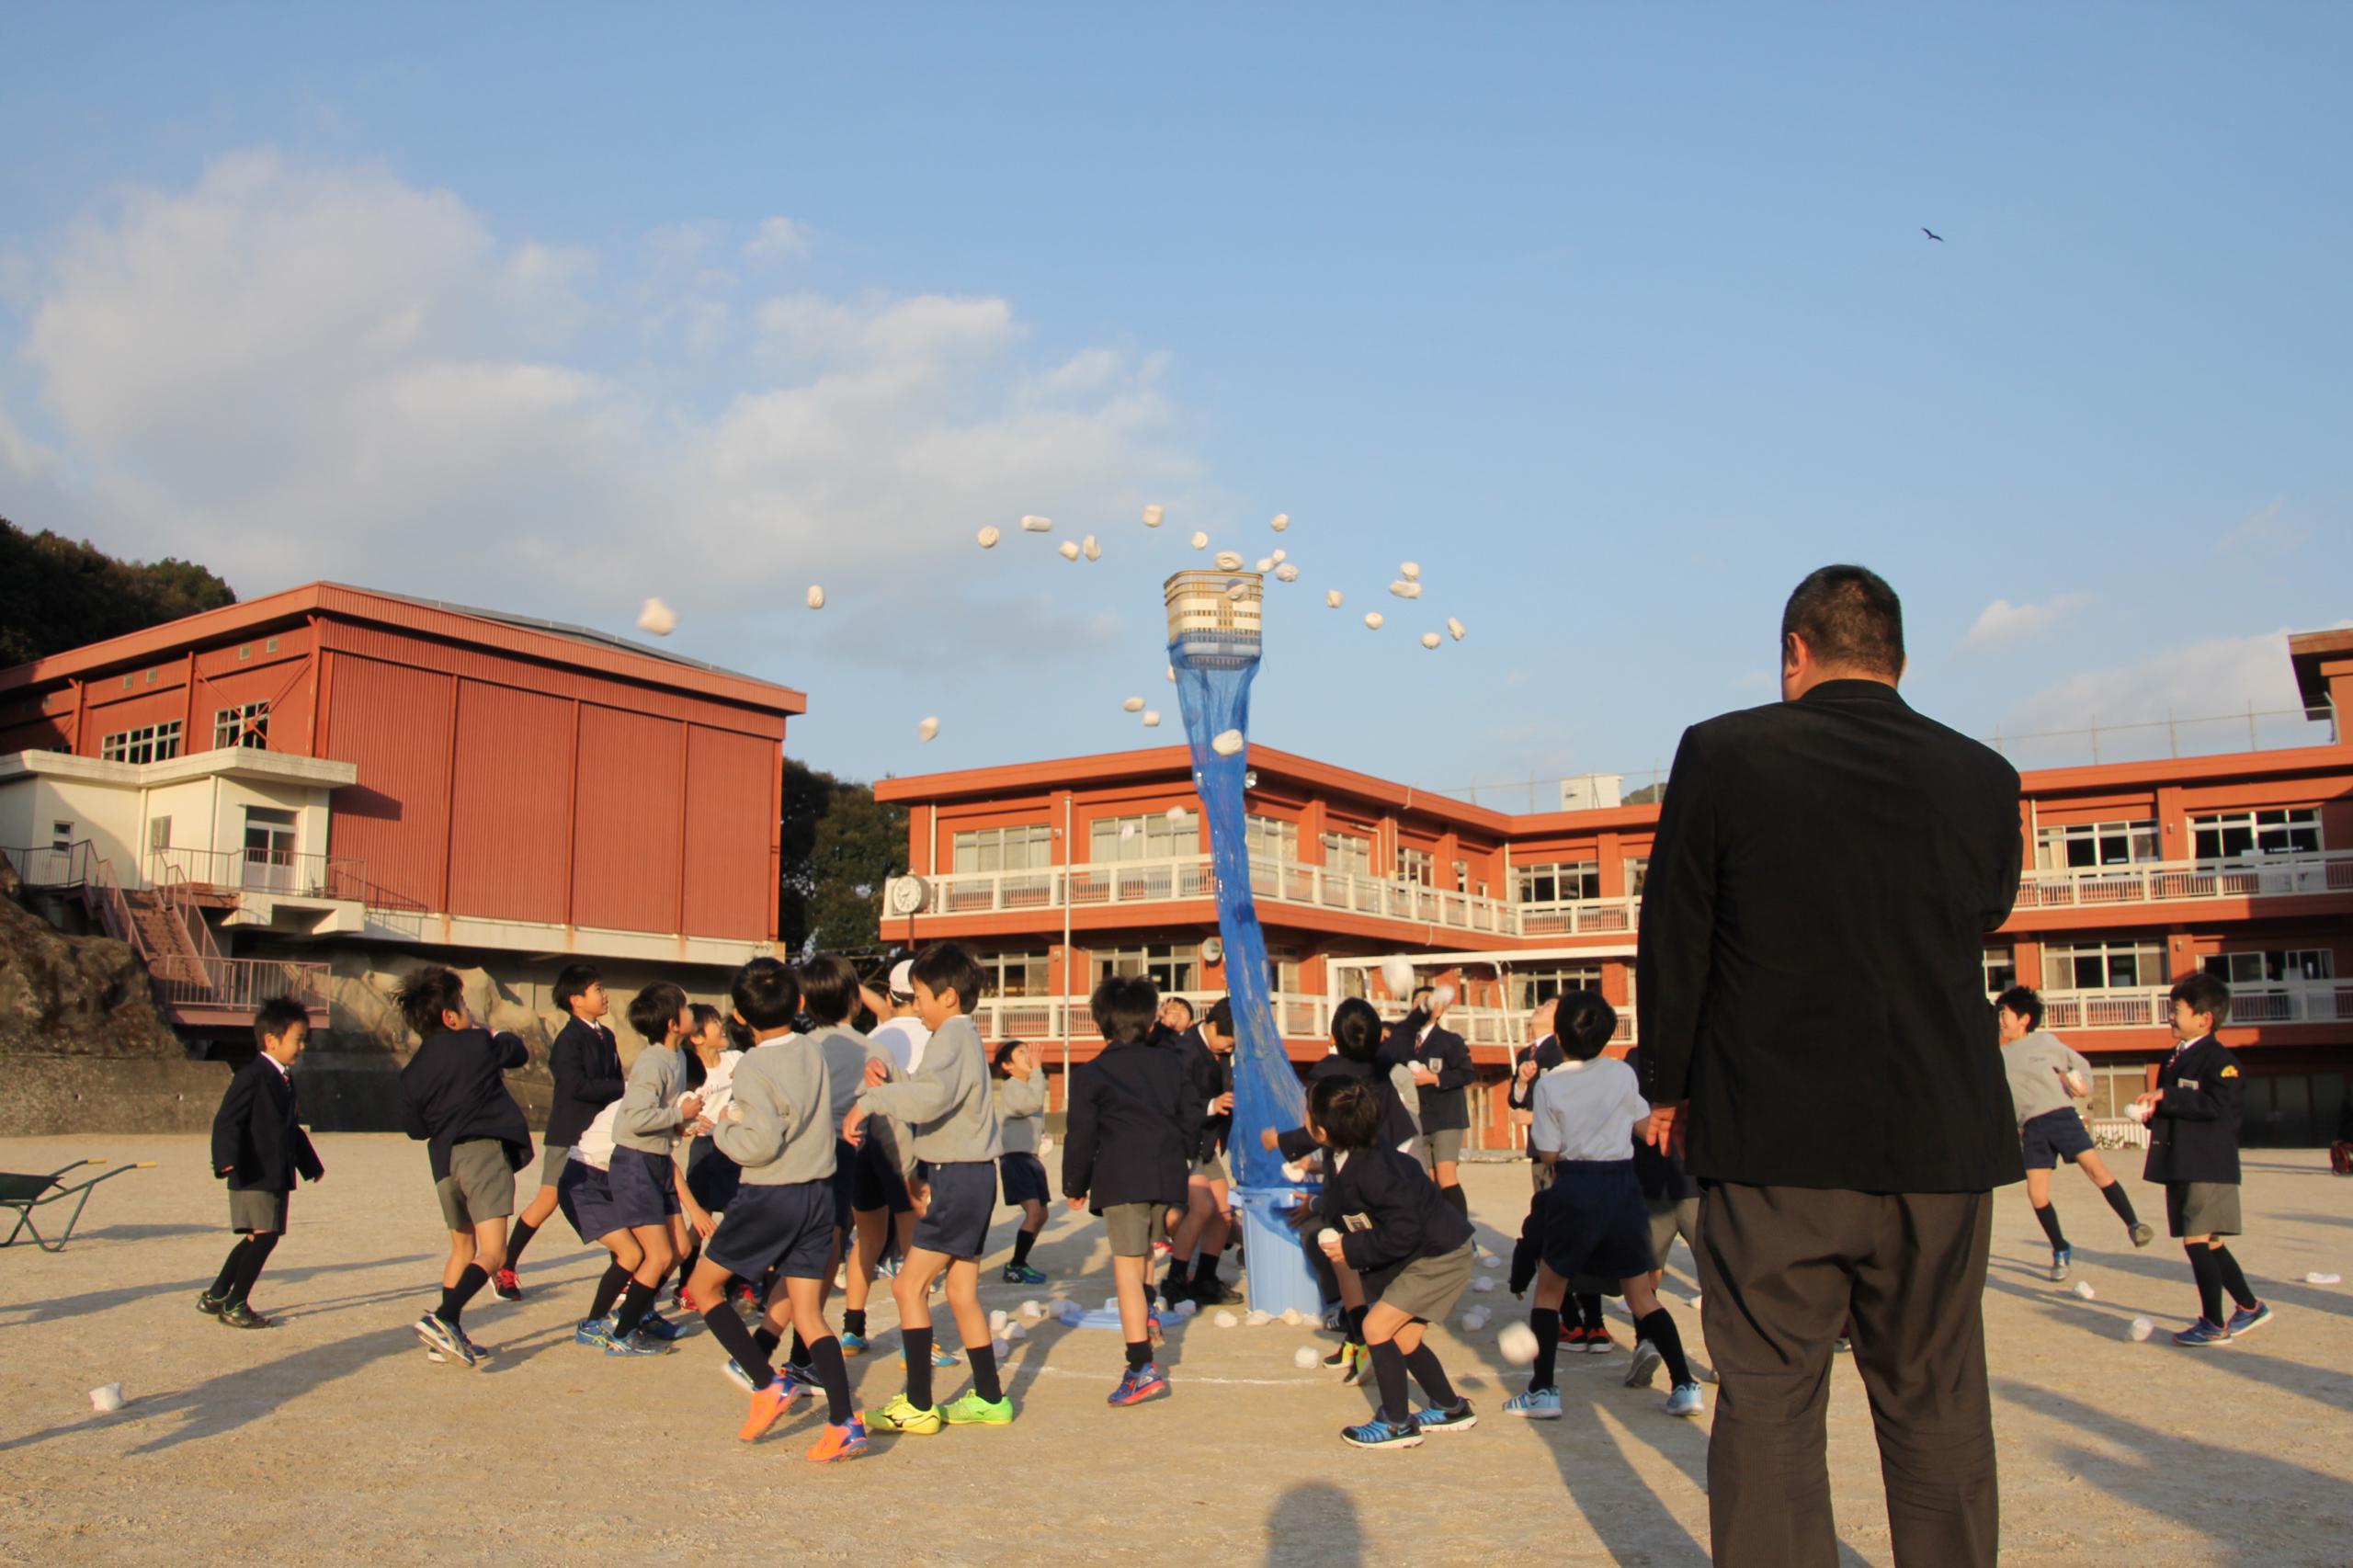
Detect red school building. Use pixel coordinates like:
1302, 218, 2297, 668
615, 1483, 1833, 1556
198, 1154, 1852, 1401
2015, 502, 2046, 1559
874, 629, 2353, 1149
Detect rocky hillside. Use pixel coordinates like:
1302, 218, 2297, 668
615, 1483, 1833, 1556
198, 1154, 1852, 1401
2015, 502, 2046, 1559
0, 853, 183, 1059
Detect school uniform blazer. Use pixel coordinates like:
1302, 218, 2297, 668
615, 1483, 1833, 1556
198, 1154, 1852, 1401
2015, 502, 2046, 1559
398, 1027, 534, 1180
544, 1017, 625, 1149
2142, 1035, 2245, 1186
1178, 1033, 1233, 1160
1409, 1025, 1476, 1133
210, 1057, 323, 1192
1061, 1038, 1206, 1212
1507, 1035, 1566, 1112
1275, 1016, 1422, 1162
1636, 679, 2026, 1193
1317, 1147, 1473, 1279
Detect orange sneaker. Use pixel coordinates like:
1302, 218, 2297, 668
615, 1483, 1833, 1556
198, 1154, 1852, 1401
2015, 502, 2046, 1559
737, 1369, 806, 1442
806, 1415, 870, 1463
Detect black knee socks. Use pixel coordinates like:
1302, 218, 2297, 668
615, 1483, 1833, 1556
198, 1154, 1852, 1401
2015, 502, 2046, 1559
1635, 1307, 1692, 1387
704, 1301, 773, 1387
968, 1343, 1003, 1403
1404, 1343, 1459, 1410
755, 1324, 782, 1358
589, 1260, 631, 1322
2188, 1244, 2224, 1324
807, 1335, 853, 1424
789, 1332, 813, 1369
1577, 1294, 1605, 1334
609, 1278, 656, 1339
1010, 1228, 1039, 1269
904, 1326, 936, 1408
1530, 1307, 1562, 1390
2211, 1245, 2257, 1312
2033, 1202, 2068, 1250
2098, 1181, 2140, 1227
1126, 1338, 1154, 1371
506, 1217, 540, 1267
1439, 1184, 1469, 1216
1347, 1304, 1369, 1348
438, 1264, 489, 1327
230, 1233, 278, 1304
843, 1307, 867, 1338
211, 1238, 255, 1300
1368, 1340, 1413, 1426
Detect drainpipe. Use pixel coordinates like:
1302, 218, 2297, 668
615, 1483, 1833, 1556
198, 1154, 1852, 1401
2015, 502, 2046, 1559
1061, 790, 1074, 1093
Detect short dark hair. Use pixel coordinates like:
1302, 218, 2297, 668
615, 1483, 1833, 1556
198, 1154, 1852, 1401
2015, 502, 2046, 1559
552, 963, 601, 1015
1316, 1079, 1385, 1152
795, 954, 860, 1026
628, 980, 689, 1043
1204, 996, 1232, 1036
730, 958, 800, 1031
2169, 971, 2231, 1028
1410, 984, 1435, 1006
683, 1003, 726, 1088
1090, 974, 1158, 1044
909, 941, 986, 1014
1330, 996, 1383, 1062
1995, 986, 2043, 1031
688, 1001, 725, 1039
1782, 564, 1904, 680
992, 1038, 1028, 1075
1163, 996, 1195, 1024
397, 965, 467, 1040
1555, 989, 1617, 1061
253, 995, 309, 1050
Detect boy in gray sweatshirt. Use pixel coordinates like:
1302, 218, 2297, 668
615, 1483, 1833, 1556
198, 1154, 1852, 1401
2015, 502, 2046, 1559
603, 982, 701, 1351
688, 958, 867, 1462
995, 1040, 1051, 1285
848, 941, 1007, 1434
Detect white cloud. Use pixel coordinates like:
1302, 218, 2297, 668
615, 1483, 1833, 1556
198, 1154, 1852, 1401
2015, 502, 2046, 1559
2213, 499, 2306, 556
1995, 628, 2316, 762
1956, 592, 2091, 658
743, 216, 810, 266
7, 150, 1195, 670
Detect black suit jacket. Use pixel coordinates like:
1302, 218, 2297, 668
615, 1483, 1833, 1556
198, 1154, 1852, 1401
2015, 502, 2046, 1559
2143, 1035, 2243, 1186
1636, 680, 2025, 1192
211, 1056, 324, 1192
398, 1027, 534, 1181
544, 1016, 625, 1149
1408, 1025, 1475, 1133
1062, 1039, 1206, 1211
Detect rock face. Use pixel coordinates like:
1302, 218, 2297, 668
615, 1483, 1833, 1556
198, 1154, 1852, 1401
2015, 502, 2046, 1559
0, 871, 183, 1060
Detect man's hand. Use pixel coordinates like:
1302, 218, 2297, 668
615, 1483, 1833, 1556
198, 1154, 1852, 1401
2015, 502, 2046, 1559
1516, 1058, 1540, 1085
1259, 1127, 1280, 1152
1410, 1066, 1439, 1087
862, 1057, 892, 1088
2131, 1089, 2161, 1112
1319, 1234, 1347, 1264
1212, 1091, 1233, 1115
1067, 1196, 1088, 1212
1646, 1100, 1690, 1159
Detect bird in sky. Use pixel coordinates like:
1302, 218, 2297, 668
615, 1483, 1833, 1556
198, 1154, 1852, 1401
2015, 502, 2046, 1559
1922, 227, 1944, 242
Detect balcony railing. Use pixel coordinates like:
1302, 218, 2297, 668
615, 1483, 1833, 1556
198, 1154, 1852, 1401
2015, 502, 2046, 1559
2038, 983, 2353, 1030
2016, 852, 2353, 911
0, 842, 102, 890
149, 846, 370, 903
149, 955, 330, 1016
967, 991, 1633, 1051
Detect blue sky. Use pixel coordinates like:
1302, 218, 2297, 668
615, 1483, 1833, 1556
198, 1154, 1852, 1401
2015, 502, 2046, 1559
6, 5, 2347, 801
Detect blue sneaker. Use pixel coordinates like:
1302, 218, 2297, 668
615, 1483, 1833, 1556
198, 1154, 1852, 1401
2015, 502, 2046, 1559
574, 1316, 618, 1348
2172, 1318, 2234, 1347
1504, 1387, 1561, 1420
1665, 1381, 1706, 1418
635, 1311, 684, 1342
2225, 1301, 2274, 1337
1410, 1400, 1478, 1434
840, 1331, 870, 1356
1108, 1362, 1170, 1406
413, 1312, 479, 1369
2050, 1247, 2072, 1283
606, 1330, 677, 1358
875, 1256, 902, 1280
720, 1358, 759, 1394
1002, 1263, 1048, 1286
898, 1342, 961, 1369
1340, 1413, 1424, 1450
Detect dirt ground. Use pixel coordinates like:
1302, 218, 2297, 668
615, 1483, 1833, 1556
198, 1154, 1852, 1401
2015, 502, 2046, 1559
0, 1138, 2347, 1568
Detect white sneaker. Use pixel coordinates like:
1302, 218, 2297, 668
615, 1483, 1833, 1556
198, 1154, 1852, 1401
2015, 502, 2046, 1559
1624, 1340, 1663, 1389
1665, 1381, 1706, 1418
1504, 1386, 1562, 1420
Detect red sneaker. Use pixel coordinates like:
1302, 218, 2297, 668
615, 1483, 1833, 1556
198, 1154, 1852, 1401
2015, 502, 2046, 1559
492, 1268, 522, 1302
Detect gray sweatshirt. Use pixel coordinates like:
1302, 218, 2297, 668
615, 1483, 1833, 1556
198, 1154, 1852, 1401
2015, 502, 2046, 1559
712, 1036, 835, 1185
857, 1013, 1002, 1165
611, 1042, 689, 1154
809, 1023, 915, 1182
995, 1074, 1047, 1156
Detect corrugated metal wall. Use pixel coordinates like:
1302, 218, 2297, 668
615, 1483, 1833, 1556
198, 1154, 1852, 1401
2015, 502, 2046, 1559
683, 724, 774, 940
572, 704, 685, 934
448, 682, 574, 926
324, 654, 456, 911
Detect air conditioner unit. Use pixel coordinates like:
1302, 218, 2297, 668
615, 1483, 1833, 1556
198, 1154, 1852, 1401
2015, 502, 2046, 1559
1559, 773, 1624, 812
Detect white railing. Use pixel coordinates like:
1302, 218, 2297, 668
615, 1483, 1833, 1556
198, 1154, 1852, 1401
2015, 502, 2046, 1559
2017, 852, 2353, 910
2039, 983, 2352, 1030
968, 992, 1633, 1051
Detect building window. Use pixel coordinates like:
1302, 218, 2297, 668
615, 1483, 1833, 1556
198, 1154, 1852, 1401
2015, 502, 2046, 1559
51, 820, 74, 853
1321, 830, 1372, 879
213, 702, 269, 751
148, 818, 173, 854
2191, 807, 2321, 862
1245, 813, 1299, 862
1453, 859, 1470, 893
1508, 964, 1605, 1012
2042, 940, 2165, 992
1089, 941, 1199, 995
982, 949, 1052, 998
1984, 947, 2017, 997
1516, 860, 1600, 904
1266, 947, 1303, 996
242, 807, 300, 892
2036, 820, 2159, 870
1091, 812, 1192, 863
267, 636, 280, 652
1396, 846, 1435, 886
2204, 949, 2334, 986
99, 720, 183, 764
951, 824, 1053, 875
1623, 857, 1650, 897
237, 643, 252, 661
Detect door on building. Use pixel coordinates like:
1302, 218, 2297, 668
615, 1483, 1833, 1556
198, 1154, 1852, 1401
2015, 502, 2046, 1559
243, 807, 300, 894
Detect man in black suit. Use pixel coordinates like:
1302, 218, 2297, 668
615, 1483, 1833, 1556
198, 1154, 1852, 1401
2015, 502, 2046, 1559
1637, 565, 2023, 1568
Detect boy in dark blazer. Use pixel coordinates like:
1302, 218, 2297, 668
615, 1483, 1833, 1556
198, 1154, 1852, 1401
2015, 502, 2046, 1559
1403, 983, 1476, 1210
500, 962, 620, 1300
2138, 972, 2272, 1345
204, 997, 324, 1328
1063, 974, 1206, 1408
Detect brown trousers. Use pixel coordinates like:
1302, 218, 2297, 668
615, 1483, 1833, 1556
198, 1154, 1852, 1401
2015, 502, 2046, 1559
1696, 1183, 1997, 1568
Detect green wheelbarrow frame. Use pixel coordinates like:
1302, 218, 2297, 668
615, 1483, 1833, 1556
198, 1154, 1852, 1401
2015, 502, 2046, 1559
0, 1159, 158, 1252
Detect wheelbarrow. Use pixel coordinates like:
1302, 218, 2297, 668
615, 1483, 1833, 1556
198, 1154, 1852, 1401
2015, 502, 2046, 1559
1, 1159, 158, 1253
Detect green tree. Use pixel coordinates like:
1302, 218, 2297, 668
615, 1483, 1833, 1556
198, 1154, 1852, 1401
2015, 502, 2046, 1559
779, 760, 907, 960
0, 518, 236, 666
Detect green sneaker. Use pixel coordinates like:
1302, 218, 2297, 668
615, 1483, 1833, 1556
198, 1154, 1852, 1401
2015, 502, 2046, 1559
941, 1391, 1014, 1426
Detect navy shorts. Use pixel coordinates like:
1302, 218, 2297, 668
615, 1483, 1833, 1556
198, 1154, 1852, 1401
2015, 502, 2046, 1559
853, 1136, 914, 1215
557, 1159, 622, 1244
685, 1139, 743, 1213
913, 1160, 995, 1259
705, 1181, 837, 1282
1540, 1159, 1654, 1284
2020, 1108, 2094, 1168
831, 1139, 858, 1233
999, 1152, 1051, 1208
606, 1146, 681, 1230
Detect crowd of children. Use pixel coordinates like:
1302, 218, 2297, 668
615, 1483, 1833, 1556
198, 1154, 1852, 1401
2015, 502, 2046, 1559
200, 943, 2280, 1464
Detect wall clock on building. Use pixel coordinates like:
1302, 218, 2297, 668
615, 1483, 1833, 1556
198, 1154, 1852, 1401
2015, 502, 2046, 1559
884, 876, 929, 917
1200, 937, 1224, 966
